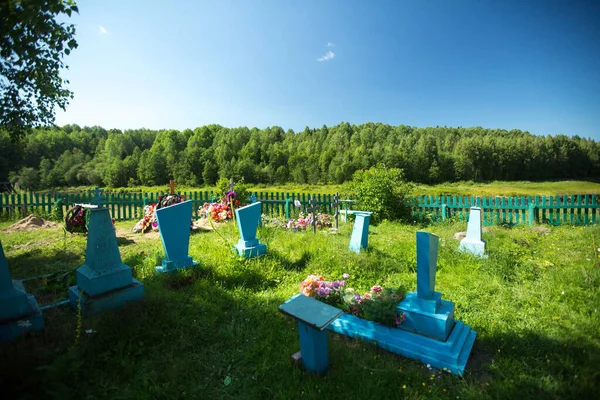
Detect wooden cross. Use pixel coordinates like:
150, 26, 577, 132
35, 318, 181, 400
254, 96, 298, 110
331, 192, 341, 230
90, 187, 105, 206
167, 180, 177, 195
307, 195, 319, 234
228, 178, 235, 193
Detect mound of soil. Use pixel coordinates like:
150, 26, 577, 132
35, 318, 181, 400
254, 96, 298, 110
3, 215, 60, 233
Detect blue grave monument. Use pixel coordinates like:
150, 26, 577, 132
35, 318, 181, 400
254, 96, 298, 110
233, 202, 266, 258
0, 241, 44, 340
327, 231, 477, 376
279, 294, 343, 374
459, 207, 486, 257
69, 206, 144, 316
348, 212, 372, 253
155, 200, 197, 273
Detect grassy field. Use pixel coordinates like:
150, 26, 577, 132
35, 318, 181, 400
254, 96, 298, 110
31, 180, 600, 197
0, 218, 599, 399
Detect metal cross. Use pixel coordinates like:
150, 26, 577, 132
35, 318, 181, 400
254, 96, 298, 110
307, 195, 319, 234
90, 187, 105, 206
167, 180, 177, 195
331, 192, 341, 230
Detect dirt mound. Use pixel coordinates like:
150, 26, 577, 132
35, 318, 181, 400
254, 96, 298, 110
3, 215, 60, 233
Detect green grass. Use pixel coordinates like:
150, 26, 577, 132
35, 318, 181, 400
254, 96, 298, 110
0, 219, 599, 399
413, 180, 600, 197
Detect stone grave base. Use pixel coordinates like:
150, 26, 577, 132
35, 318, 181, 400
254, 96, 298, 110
234, 243, 267, 259
327, 314, 476, 376
69, 280, 145, 316
458, 239, 487, 258
0, 294, 44, 341
155, 257, 197, 274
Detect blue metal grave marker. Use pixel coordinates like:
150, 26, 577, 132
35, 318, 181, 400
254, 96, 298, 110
279, 294, 343, 374
0, 241, 44, 341
233, 202, 266, 258
397, 232, 455, 340
459, 207, 487, 257
89, 187, 105, 206
155, 200, 197, 273
348, 212, 372, 253
249, 194, 262, 228
69, 207, 144, 316
325, 231, 477, 376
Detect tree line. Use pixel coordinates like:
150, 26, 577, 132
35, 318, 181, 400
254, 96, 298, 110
1, 123, 598, 190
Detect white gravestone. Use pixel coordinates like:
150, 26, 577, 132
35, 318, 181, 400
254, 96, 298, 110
459, 207, 486, 257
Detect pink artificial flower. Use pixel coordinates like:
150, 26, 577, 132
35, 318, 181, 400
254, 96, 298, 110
342, 273, 350, 279
371, 285, 383, 293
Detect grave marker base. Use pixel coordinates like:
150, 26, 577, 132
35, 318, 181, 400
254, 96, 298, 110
397, 292, 455, 341
155, 257, 196, 274
0, 288, 44, 341
69, 280, 145, 316
327, 314, 476, 376
233, 243, 266, 259
459, 239, 487, 258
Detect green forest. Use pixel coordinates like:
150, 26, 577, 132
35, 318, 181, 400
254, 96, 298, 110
1, 123, 598, 190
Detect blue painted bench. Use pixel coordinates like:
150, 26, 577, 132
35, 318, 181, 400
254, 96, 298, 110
279, 294, 343, 374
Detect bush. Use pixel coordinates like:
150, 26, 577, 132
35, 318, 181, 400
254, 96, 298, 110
216, 177, 251, 204
344, 165, 413, 223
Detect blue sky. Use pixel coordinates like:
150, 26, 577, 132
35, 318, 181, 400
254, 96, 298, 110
55, 0, 600, 140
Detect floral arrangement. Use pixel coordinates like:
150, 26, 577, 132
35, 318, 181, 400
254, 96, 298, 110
287, 212, 333, 230
299, 274, 406, 327
199, 199, 240, 222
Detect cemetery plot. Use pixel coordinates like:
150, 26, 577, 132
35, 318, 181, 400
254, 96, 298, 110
0, 217, 598, 399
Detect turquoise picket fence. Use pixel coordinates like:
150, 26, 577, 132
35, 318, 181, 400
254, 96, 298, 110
414, 194, 599, 226
1, 191, 598, 226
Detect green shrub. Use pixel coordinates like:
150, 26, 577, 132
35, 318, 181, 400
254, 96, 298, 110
344, 165, 413, 223
216, 177, 251, 204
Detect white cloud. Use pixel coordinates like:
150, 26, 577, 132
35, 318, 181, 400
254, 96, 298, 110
317, 50, 335, 62
99, 25, 107, 34
327, 42, 334, 47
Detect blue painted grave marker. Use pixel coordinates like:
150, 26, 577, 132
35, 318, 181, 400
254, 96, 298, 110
0, 241, 44, 341
234, 202, 266, 258
325, 231, 477, 375
155, 200, 196, 273
459, 207, 487, 257
89, 187, 105, 206
279, 294, 343, 374
397, 232, 455, 340
69, 207, 144, 315
348, 212, 372, 253
249, 194, 262, 228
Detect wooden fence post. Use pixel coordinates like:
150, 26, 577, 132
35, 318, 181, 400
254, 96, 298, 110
528, 203, 536, 226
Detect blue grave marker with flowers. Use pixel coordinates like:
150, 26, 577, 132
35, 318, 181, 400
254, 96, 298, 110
0, 241, 44, 341
155, 200, 197, 273
326, 231, 477, 376
68, 206, 144, 316
348, 211, 372, 253
234, 202, 266, 258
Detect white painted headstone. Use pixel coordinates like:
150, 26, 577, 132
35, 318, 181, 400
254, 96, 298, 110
459, 207, 486, 257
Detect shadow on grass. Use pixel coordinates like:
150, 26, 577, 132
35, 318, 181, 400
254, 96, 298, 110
151, 261, 277, 293
268, 249, 311, 272
116, 236, 136, 246
466, 329, 599, 398
7, 248, 81, 279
